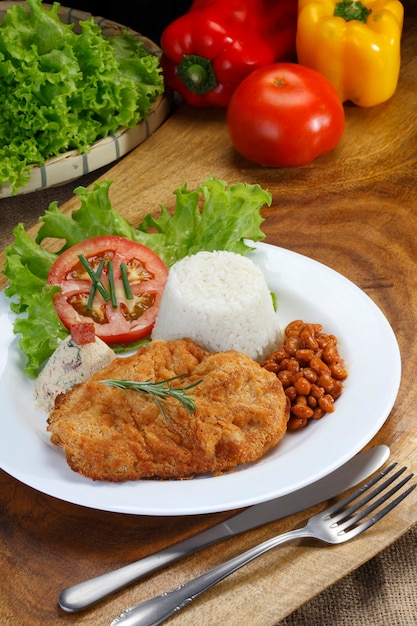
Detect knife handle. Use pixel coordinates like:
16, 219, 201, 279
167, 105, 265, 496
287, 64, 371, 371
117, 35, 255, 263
58, 523, 232, 613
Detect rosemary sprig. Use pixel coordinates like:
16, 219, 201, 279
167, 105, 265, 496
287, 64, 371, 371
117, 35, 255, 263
101, 374, 202, 421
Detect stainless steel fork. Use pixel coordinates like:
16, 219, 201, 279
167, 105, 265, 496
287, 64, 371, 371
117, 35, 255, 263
110, 462, 415, 626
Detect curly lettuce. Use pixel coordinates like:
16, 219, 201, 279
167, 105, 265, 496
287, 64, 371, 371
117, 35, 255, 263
0, 0, 164, 193
3, 177, 271, 378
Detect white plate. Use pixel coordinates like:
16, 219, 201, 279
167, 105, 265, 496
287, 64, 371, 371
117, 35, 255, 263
0, 242, 401, 515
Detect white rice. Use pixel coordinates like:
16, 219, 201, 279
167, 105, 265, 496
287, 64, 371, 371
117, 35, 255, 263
151, 250, 281, 361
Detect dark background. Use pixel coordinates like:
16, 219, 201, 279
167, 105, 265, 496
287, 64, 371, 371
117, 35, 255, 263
69, 1, 193, 43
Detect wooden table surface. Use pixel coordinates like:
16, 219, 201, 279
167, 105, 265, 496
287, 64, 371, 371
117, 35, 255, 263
1, 3, 417, 624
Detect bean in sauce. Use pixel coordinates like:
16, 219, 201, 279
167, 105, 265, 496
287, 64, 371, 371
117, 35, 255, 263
262, 320, 348, 431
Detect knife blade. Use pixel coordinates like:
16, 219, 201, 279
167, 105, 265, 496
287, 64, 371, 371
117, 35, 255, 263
59, 444, 389, 613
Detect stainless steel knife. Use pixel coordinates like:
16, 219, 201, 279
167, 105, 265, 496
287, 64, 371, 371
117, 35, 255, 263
59, 444, 389, 613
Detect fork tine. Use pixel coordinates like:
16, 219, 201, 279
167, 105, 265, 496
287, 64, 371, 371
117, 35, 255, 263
329, 464, 410, 525
335, 472, 415, 532
321, 462, 401, 519
336, 482, 416, 540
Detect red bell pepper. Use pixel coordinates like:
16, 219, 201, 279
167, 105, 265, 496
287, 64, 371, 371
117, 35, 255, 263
160, 0, 298, 107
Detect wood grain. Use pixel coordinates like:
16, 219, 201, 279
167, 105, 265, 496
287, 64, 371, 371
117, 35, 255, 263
1, 4, 417, 625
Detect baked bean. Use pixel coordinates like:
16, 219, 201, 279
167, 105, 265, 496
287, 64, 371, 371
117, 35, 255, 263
284, 335, 300, 355
291, 403, 314, 419
285, 386, 297, 402
316, 335, 325, 348
292, 371, 305, 382
287, 359, 300, 373
277, 370, 293, 388
300, 332, 319, 351
295, 394, 307, 406
331, 379, 344, 399
287, 416, 308, 431
310, 383, 324, 399
319, 394, 335, 413
323, 343, 340, 363
262, 361, 279, 373
277, 358, 291, 371
294, 376, 311, 395
302, 367, 318, 383
285, 320, 304, 335
317, 373, 334, 393
303, 322, 321, 335
273, 347, 289, 362
310, 357, 330, 375
261, 320, 347, 430
295, 348, 315, 363
330, 363, 348, 380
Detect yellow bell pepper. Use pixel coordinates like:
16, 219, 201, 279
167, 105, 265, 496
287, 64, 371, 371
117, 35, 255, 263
296, 0, 404, 107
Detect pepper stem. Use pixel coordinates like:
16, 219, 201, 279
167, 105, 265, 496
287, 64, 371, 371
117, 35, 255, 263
334, 0, 372, 22
177, 54, 217, 95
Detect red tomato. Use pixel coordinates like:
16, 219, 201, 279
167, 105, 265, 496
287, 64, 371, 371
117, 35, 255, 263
48, 236, 168, 345
70, 322, 96, 345
226, 63, 345, 167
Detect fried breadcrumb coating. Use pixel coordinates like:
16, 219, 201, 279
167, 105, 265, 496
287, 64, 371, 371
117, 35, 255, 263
47, 339, 289, 481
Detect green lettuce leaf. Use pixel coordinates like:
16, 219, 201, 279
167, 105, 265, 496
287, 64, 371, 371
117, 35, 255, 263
137, 177, 270, 266
3, 177, 271, 377
35, 180, 140, 251
4, 225, 67, 378
0, 0, 164, 194
12, 288, 68, 379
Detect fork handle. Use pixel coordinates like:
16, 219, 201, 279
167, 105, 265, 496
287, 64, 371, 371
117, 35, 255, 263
110, 527, 308, 626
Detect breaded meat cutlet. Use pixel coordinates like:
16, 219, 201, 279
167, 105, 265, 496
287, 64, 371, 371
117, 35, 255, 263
47, 338, 290, 481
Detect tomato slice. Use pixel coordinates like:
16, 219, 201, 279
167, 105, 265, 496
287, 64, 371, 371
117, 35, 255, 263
47, 236, 168, 345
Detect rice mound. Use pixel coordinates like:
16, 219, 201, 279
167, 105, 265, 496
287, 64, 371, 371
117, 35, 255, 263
151, 250, 281, 361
